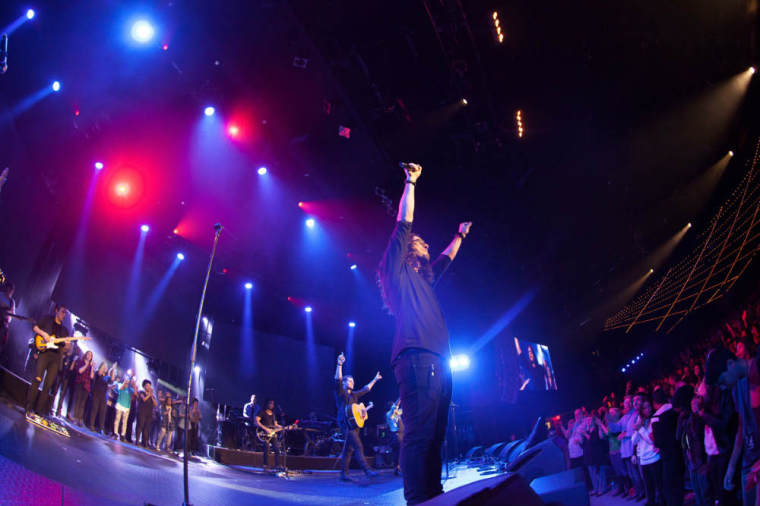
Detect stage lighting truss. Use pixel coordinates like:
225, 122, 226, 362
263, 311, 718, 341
492, 11, 504, 44
515, 109, 524, 138
605, 137, 760, 334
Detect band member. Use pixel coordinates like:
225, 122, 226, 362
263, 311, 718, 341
256, 399, 283, 470
136, 379, 157, 448
0, 280, 15, 356
243, 394, 259, 449
386, 398, 403, 475
25, 304, 71, 417
334, 352, 381, 480
377, 162, 471, 504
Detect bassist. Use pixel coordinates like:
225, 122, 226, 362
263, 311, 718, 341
25, 304, 70, 417
334, 352, 381, 480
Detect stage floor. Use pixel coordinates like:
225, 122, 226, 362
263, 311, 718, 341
0, 397, 497, 505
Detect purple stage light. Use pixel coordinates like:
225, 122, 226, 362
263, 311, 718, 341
350, 264, 358, 271
94, 162, 104, 170
194, 365, 201, 374
51, 81, 61, 92
305, 218, 315, 228
257, 166, 267, 175
244, 282, 253, 290
304, 306, 312, 313
176, 253, 185, 261
204, 106, 215, 117
140, 224, 150, 233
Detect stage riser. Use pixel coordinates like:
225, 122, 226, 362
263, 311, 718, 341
0, 366, 30, 405
210, 446, 375, 470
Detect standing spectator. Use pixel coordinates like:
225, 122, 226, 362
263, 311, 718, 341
679, 393, 709, 506
54, 343, 78, 419
188, 398, 201, 455
89, 362, 115, 432
705, 347, 760, 506
72, 350, 94, 426
652, 387, 684, 506
136, 379, 157, 448
157, 394, 177, 453
622, 395, 646, 501
113, 374, 134, 441
604, 408, 631, 496
0, 281, 16, 360
564, 409, 585, 470
633, 398, 662, 506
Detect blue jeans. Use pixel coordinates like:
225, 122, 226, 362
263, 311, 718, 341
689, 467, 709, 506
393, 350, 452, 505
624, 456, 645, 496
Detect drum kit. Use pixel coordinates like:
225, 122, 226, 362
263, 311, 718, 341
215, 404, 343, 456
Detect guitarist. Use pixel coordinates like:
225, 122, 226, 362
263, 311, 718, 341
334, 352, 381, 480
24, 304, 70, 417
386, 398, 403, 475
256, 398, 283, 470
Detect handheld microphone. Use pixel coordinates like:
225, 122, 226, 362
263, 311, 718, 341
213, 222, 224, 233
0, 34, 8, 74
398, 162, 412, 169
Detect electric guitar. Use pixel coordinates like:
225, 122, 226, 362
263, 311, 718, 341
34, 334, 92, 351
346, 401, 373, 430
256, 422, 298, 443
386, 399, 402, 432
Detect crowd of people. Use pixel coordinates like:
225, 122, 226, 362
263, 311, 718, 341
32, 340, 203, 455
551, 295, 760, 506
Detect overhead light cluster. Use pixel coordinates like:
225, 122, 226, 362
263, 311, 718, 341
492, 11, 504, 44
516, 109, 524, 138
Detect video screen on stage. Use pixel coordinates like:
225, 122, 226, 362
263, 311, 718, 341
514, 337, 557, 391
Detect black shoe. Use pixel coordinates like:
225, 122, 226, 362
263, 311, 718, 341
339, 472, 352, 481
364, 469, 379, 478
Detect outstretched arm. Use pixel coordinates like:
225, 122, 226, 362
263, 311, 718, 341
441, 222, 472, 261
363, 372, 382, 392
397, 164, 421, 223
334, 353, 345, 381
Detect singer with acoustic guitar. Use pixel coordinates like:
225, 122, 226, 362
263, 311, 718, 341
25, 304, 73, 417
334, 352, 381, 481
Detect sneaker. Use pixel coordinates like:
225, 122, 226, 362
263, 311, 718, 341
364, 469, 379, 478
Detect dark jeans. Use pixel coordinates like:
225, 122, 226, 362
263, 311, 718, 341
641, 460, 663, 506
263, 435, 282, 467
624, 456, 645, 495
610, 452, 631, 491
73, 384, 89, 421
126, 407, 136, 441
25, 351, 61, 415
707, 453, 736, 505
137, 412, 152, 447
189, 423, 199, 453
392, 429, 403, 469
661, 457, 684, 506
393, 350, 452, 505
340, 427, 369, 473
690, 467, 709, 506
89, 391, 107, 430
55, 373, 75, 416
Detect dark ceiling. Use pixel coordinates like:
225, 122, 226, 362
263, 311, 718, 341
0, 0, 757, 382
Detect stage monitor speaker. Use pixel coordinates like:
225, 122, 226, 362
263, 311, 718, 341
423, 473, 543, 506
498, 439, 524, 462
484, 441, 507, 458
508, 439, 566, 483
464, 445, 485, 459
531, 468, 589, 506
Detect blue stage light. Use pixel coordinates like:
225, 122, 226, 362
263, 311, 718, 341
621, 368, 626, 373
204, 106, 215, 117
140, 224, 150, 233
350, 264, 358, 271
305, 218, 315, 228
194, 365, 200, 374
244, 282, 253, 290
177, 253, 185, 261
257, 166, 268, 175
348, 321, 356, 328
304, 306, 312, 313
450, 354, 470, 372
26, 9, 35, 19
94, 162, 104, 170
130, 19, 155, 43
51, 81, 61, 92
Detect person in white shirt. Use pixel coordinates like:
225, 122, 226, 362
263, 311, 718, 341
632, 399, 662, 506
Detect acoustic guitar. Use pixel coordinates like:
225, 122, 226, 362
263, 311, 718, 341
34, 334, 92, 351
256, 422, 298, 443
346, 401, 373, 430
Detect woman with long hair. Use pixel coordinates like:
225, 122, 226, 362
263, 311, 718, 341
632, 398, 662, 506
89, 361, 115, 432
72, 350, 94, 426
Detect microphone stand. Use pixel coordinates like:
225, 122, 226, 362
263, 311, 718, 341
183, 223, 223, 506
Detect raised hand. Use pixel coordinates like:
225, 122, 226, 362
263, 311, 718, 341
458, 221, 472, 237
402, 163, 422, 183
337, 353, 346, 366
374, 371, 383, 381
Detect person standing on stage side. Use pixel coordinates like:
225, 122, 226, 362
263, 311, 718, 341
72, 350, 94, 425
113, 374, 134, 441
0, 280, 16, 359
386, 398, 404, 475
334, 352, 381, 480
25, 304, 71, 417
89, 361, 115, 432
377, 162, 472, 505
188, 398, 201, 455
243, 394, 259, 449
256, 398, 283, 470
136, 379, 157, 448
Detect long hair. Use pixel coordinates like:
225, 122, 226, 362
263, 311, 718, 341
377, 233, 433, 315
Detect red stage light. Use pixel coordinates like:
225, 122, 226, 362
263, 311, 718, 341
298, 202, 304, 208
105, 167, 145, 208
115, 182, 130, 197
173, 228, 179, 235
74, 109, 80, 116
227, 124, 240, 137
162, 44, 168, 51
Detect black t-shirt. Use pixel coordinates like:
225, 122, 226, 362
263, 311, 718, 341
36, 315, 70, 355
258, 410, 277, 428
335, 379, 368, 427
92, 372, 110, 395
378, 220, 452, 362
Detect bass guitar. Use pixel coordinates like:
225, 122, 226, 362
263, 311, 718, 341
34, 334, 92, 351
346, 401, 373, 430
256, 422, 298, 443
